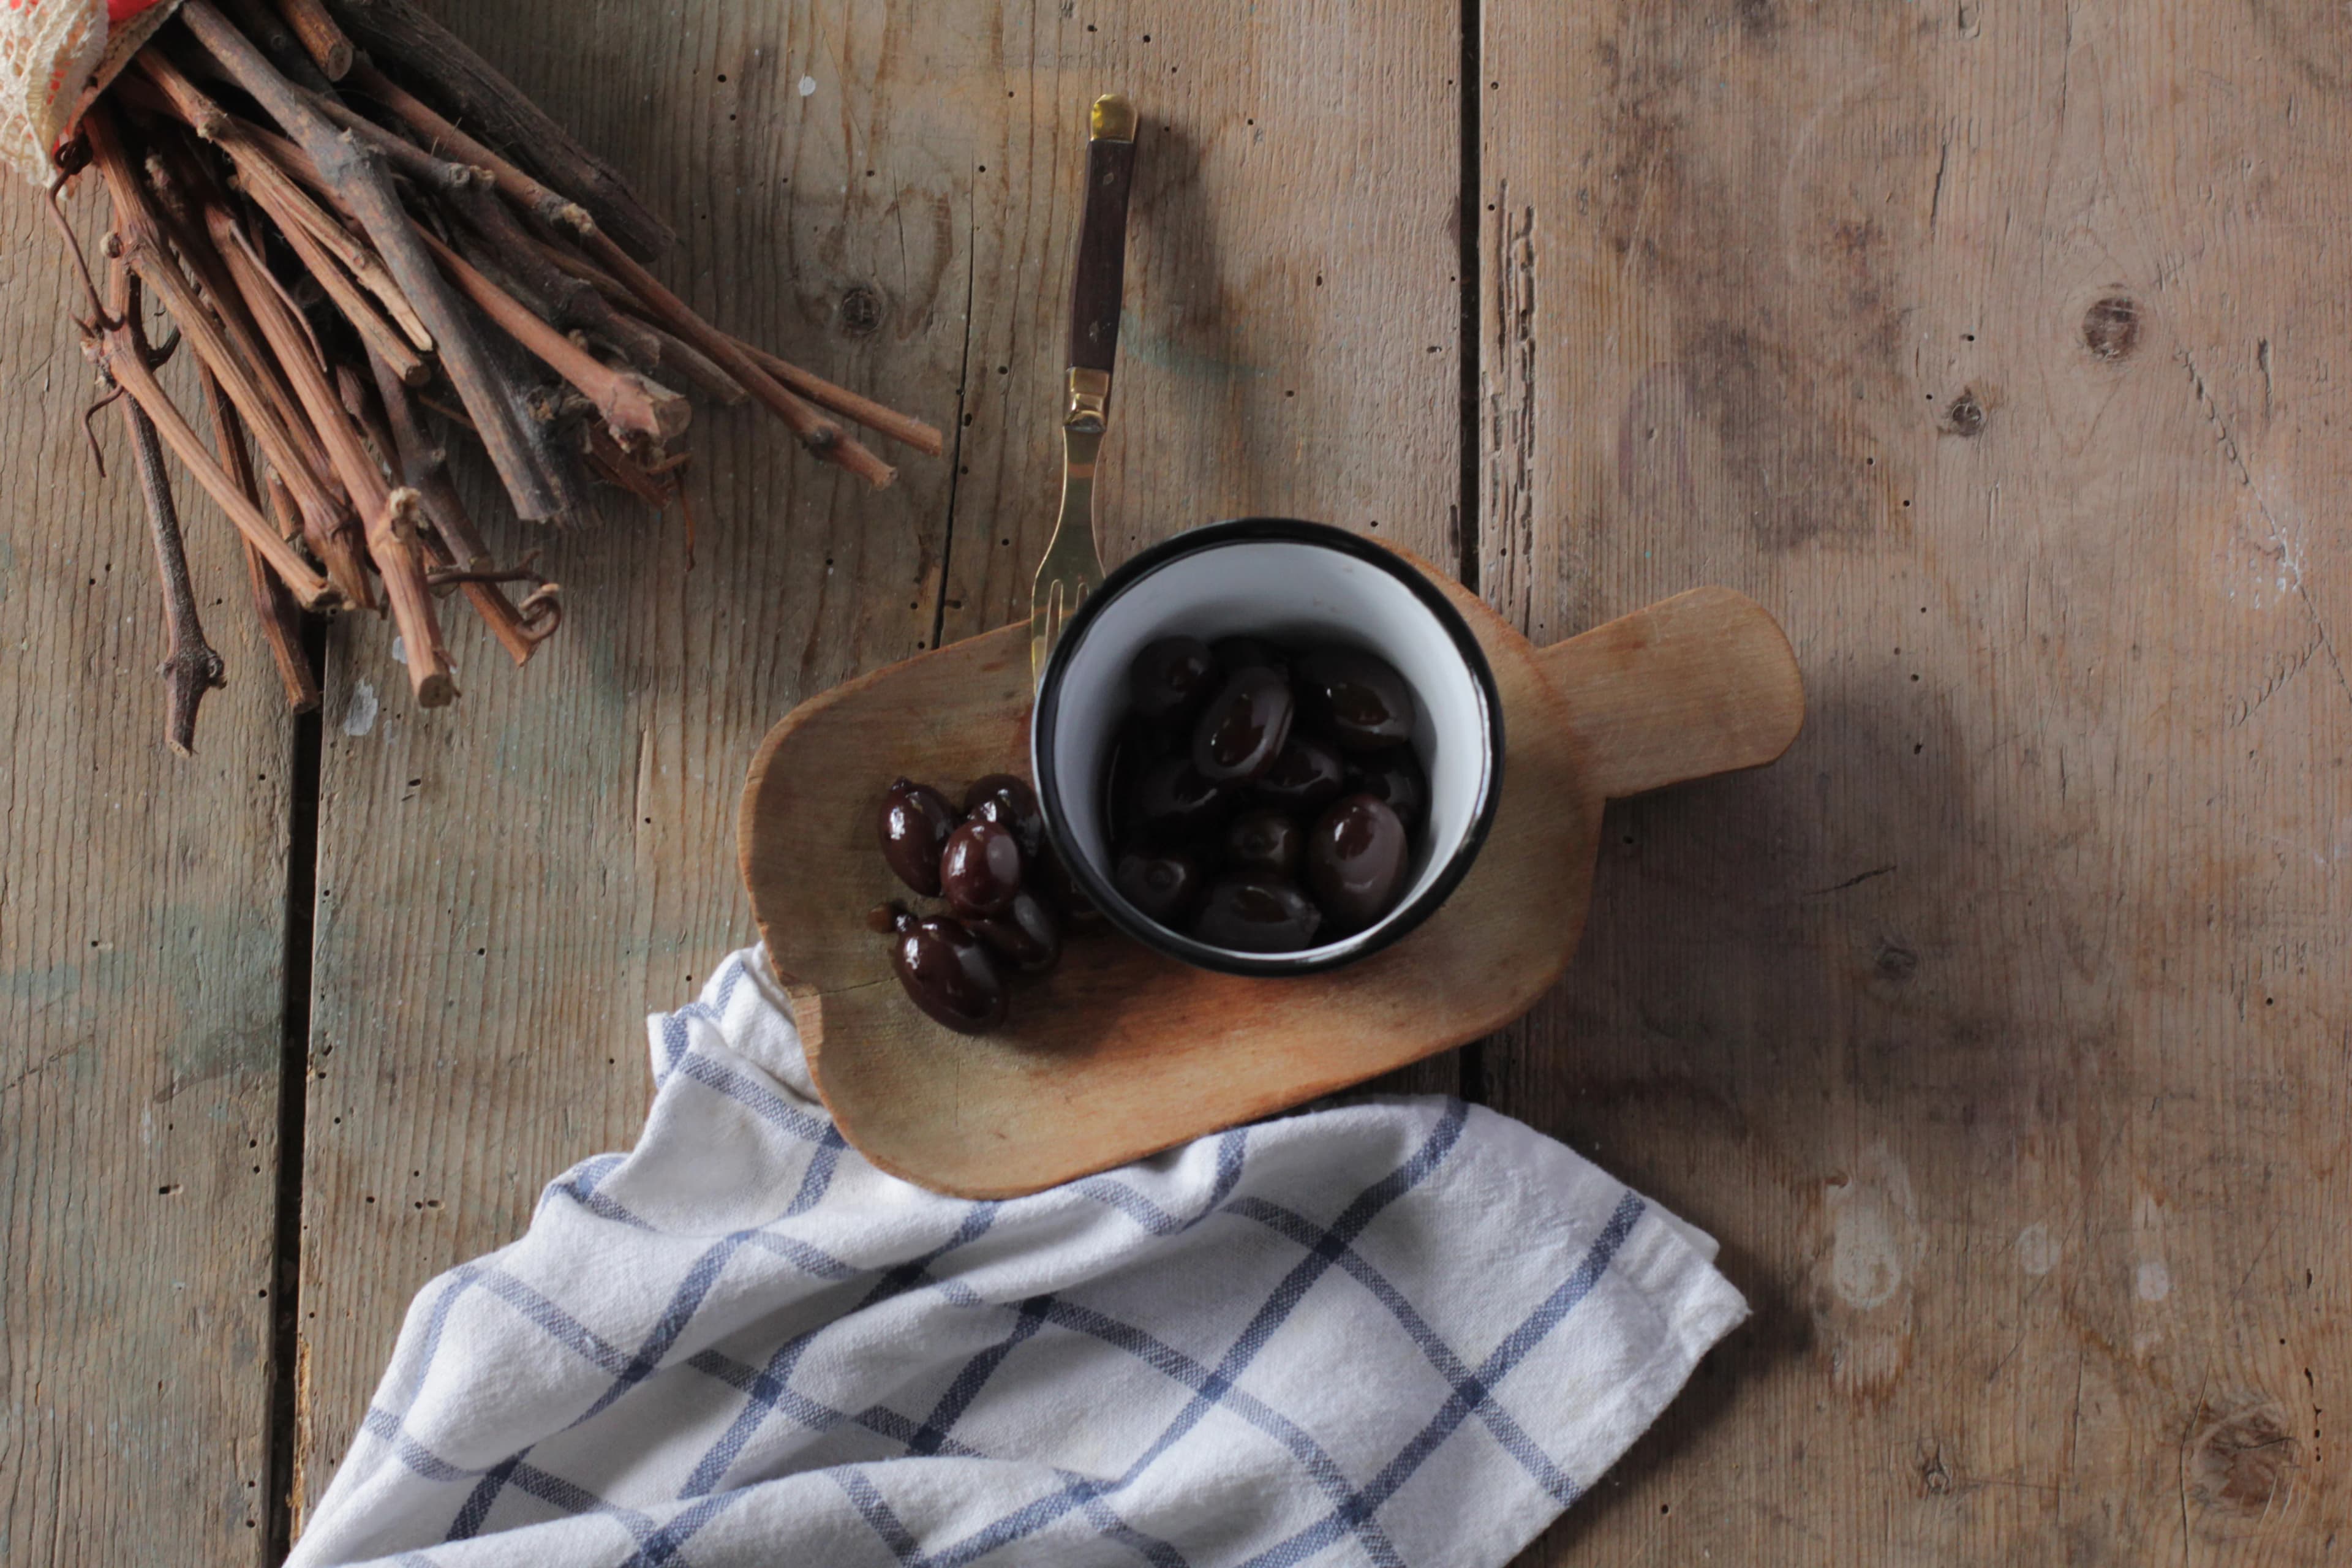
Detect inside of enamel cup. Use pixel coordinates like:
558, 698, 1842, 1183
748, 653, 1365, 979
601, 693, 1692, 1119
1041, 537, 1490, 961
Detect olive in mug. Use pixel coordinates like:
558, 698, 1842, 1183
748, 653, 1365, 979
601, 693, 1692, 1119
1105, 633, 1428, 954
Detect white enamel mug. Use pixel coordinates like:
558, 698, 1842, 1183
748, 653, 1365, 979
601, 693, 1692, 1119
1031, 518, 1506, 976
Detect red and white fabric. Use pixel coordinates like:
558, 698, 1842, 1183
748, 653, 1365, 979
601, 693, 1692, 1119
1, 0, 181, 183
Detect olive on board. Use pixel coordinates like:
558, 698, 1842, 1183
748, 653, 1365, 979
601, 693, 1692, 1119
1192, 874, 1325, 953
1129, 636, 1219, 722
1253, 733, 1346, 813
1305, 793, 1411, 932
888, 910, 1008, 1033
1224, 808, 1303, 877
1115, 848, 1204, 926
970, 888, 1063, 974
1344, 747, 1428, 829
1294, 648, 1417, 752
963, 773, 1046, 859
940, 818, 1025, 918
877, 778, 960, 897
1191, 665, 1297, 786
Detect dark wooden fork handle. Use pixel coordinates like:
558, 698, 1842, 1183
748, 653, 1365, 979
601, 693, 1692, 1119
1068, 95, 1139, 381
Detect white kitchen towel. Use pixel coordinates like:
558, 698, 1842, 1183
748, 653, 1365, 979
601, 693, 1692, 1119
290, 945, 1747, 1568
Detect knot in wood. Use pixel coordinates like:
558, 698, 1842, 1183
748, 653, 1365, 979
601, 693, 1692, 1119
2082, 296, 2141, 363
2188, 1401, 2299, 1518
1945, 390, 1986, 437
838, 285, 884, 337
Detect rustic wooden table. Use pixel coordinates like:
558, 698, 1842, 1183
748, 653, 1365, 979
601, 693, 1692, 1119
4, 1, 2344, 1562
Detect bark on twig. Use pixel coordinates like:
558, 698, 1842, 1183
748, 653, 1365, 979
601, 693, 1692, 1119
203, 368, 319, 713
180, 0, 565, 521
322, 0, 674, 260
270, 0, 353, 80
211, 202, 456, 704
418, 225, 688, 448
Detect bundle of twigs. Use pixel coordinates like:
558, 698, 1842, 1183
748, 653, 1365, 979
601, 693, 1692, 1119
43, 0, 938, 752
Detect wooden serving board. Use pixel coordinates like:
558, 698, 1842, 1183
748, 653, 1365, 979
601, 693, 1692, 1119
739, 556, 1803, 1196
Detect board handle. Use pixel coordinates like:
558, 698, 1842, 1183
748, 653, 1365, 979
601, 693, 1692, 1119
1534, 586, 1804, 800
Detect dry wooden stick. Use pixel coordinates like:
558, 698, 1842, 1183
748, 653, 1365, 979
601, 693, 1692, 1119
181, 0, 565, 521
439, 174, 668, 371
272, 202, 429, 385
362, 347, 489, 569
584, 422, 675, 507
190, 198, 377, 606
538, 230, 936, 456
213, 0, 332, 90
210, 201, 456, 704
581, 235, 894, 486
203, 368, 319, 713
417, 225, 689, 448
341, 62, 589, 234
270, 0, 353, 80
321, 0, 674, 261
137, 52, 434, 353
63, 126, 337, 607
85, 330, 338, 605
734, 339, 944, 457
99, 117, 366, 598
103, 263, 230, 753
140, 140, 371, 608
364, 352, 560, 667
341, 64, 897, 485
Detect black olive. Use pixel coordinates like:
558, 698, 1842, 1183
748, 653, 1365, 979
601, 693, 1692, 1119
1344, 747, 1428, 829
1212, 636, 1286, 676
963, 773, 1045, 859
1253, 733, 1346, 813
1191, 874, 1325, 953
888, 911, 1008, 1033
970, 888, 1063, 974
864, 901, 905, 934
1126, 754, 1230, 842
1115, 849, 1204, 925
1224, 808, 1302, 876
1295, 648, 1417, 752
876, 778, 960, 897
1129, 636, 1219, 722
940, 818, 1024, 918
1305, 793, 1411, 931
1191, 665, 1296, 785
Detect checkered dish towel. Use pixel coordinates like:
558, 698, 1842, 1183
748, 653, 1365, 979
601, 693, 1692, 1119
290, 945, 1747, 1568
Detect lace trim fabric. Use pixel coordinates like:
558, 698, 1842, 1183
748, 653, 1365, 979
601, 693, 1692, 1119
1, 0, 181, 184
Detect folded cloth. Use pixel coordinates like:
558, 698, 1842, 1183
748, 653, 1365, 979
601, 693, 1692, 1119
290, 946, 1747, 1568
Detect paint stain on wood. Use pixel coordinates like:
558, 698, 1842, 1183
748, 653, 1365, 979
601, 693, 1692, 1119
1812, 1142, 1921, 1401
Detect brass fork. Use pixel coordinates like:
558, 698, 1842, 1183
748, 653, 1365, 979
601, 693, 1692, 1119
1031, 92, 1139, 690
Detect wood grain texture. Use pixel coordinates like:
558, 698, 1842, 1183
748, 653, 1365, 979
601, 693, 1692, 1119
0, 194, 294, 1563
742, 565, 1658, 1197
289, 0, 1469, 1524
1483, 1, 2352, 1561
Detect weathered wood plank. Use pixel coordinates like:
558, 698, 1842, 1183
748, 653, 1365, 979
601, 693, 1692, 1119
0, 194, 294, 1563
1485, 0, 2351, 1560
